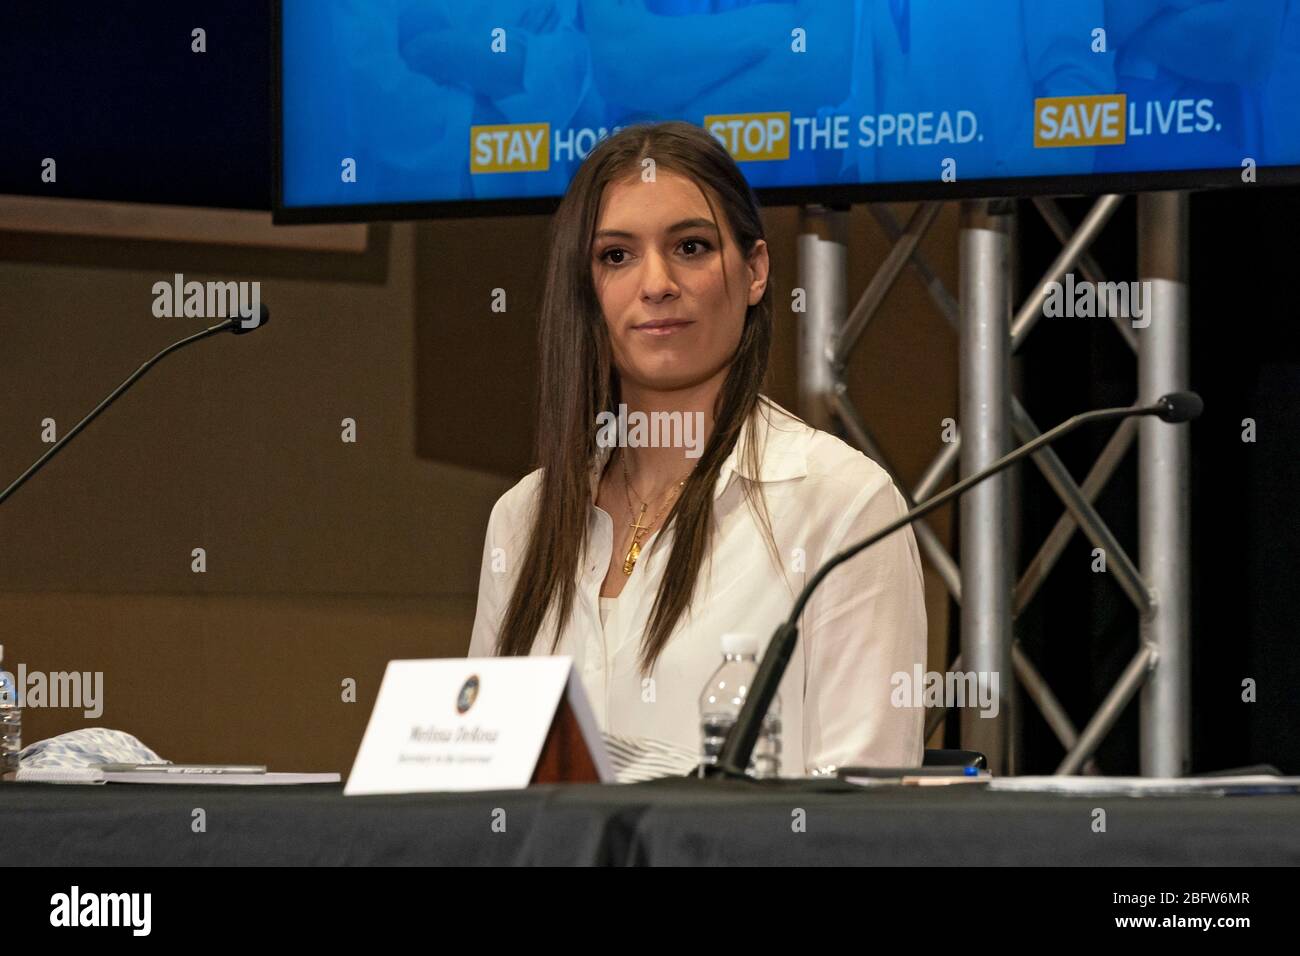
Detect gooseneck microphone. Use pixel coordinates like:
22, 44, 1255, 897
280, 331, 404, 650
0, 305, 270, 507
708, 391, 1203, 780
1152, 390, 1203, 424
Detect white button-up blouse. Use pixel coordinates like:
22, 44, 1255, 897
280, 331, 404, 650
468, 396, 928, 776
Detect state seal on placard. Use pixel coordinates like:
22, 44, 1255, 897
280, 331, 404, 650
457, 675, 480, 715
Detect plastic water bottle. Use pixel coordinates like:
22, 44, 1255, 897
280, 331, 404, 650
698, 632, 782, 779
0, 645, 20, 780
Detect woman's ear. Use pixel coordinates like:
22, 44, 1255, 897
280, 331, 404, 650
746, 239, 770, 306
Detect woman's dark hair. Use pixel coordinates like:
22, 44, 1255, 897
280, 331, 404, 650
493, 120, 781, 675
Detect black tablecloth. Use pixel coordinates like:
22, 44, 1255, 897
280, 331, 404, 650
4, 776, 1298, 866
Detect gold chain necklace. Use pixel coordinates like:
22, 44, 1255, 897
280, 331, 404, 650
619, 450, 691, 575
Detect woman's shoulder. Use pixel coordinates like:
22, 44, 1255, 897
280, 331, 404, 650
487, 467, 545, 526
757, 396, 895, 502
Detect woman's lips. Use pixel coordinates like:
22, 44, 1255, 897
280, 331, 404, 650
633, 320, 694, 336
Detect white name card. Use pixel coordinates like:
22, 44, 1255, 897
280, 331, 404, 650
344, 656, 613, 795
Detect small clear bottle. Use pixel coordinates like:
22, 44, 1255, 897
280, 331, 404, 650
698, 632, 782, 778
0, 644, 20, 780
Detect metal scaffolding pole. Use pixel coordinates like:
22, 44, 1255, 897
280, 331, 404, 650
958, 200, 1014, 772
1137, 192, 1192, 777
796, 205, 849, 431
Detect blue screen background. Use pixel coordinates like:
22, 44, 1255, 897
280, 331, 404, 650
281, 0, 1300, 208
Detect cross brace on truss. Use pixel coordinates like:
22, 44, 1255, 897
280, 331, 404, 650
796, 191, 1191, 776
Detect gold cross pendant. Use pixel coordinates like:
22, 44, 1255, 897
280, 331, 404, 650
622, 504, 649, 575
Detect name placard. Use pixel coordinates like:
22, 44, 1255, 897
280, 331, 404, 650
344, 656, 613, 795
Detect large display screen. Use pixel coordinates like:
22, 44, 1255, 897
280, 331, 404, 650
276, 0, 1300, 221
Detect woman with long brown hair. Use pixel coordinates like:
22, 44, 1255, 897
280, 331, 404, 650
469, 120, 926, 777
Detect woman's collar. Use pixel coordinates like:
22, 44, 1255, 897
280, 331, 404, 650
713, 397, 810, 499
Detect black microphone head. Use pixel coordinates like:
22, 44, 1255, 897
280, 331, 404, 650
1155, 391, 1203, 423
231, 302, 270, 335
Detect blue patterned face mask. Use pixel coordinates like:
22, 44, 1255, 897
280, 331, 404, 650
18, 728, 167, 770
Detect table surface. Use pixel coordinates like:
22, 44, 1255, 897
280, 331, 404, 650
4, 776, 1298, 866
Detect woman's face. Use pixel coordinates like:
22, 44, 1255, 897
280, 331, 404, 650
591, 169, 768, 394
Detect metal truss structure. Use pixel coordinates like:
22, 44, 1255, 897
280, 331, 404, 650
796, 193, 1191, 776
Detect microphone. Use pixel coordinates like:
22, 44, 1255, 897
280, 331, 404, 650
0, 304, 271, 507
228, 302, 269, 335
1154, 390, 1202, 423
708, 391, 1203, 780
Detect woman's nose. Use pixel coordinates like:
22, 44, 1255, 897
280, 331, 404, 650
639, 250, 678, 300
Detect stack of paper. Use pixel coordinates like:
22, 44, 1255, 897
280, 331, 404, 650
602, 733, 699, 783
987, 775, 1300, 796
15, 766, 340, 786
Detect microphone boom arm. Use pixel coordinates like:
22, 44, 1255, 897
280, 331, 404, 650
0, 319, 242, 507
713, 399, 1182, 779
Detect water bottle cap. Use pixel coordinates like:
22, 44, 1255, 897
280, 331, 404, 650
720, 632, 759, 657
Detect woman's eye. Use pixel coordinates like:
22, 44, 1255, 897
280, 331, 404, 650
598, 238, 711, 266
